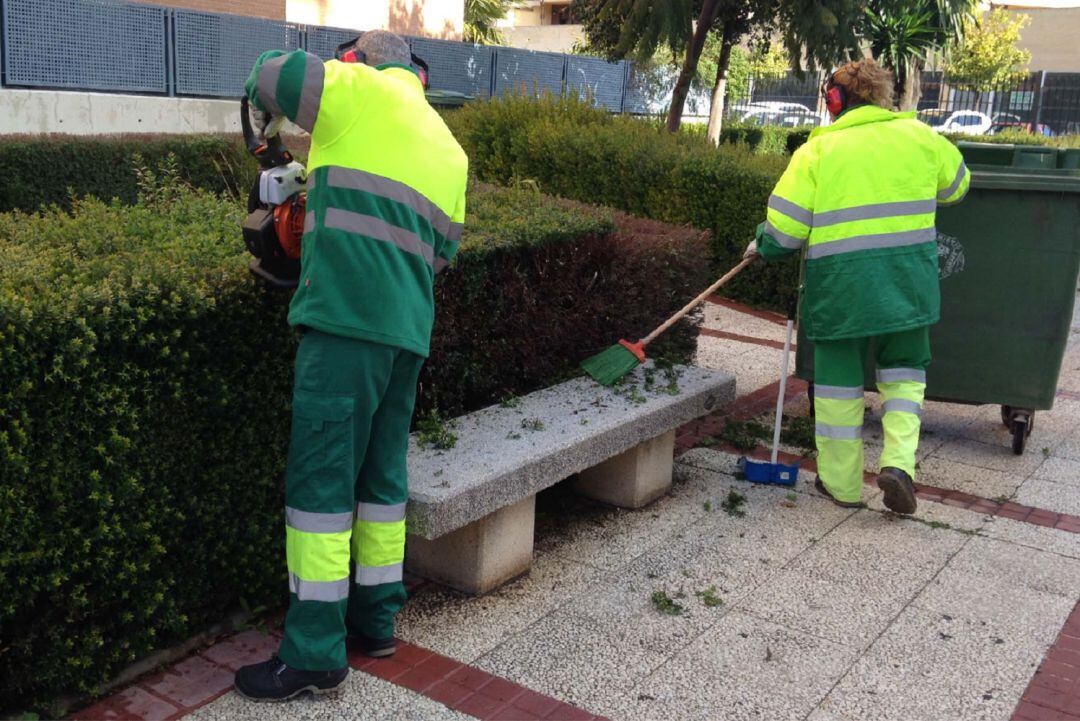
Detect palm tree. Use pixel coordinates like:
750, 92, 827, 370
464, 0, 518, 45
860, 0, 976, 109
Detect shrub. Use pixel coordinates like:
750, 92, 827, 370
0, 134, 254, 212
0, 167, 707, 713
446, 95, 797, 308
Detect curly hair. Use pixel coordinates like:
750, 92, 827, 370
831, 58, 895, 109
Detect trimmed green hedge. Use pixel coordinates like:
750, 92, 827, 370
446, 93, 797, 308
0, 167, 707, 714
0, 134, 254, 212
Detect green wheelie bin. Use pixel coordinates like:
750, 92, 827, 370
795, 142, 1080, 455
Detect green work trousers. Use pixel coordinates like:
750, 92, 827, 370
814, 327, 931, 504
278, 330, 424, 671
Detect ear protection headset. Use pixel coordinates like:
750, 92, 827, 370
334, 37, 430, 89
822, 77, 847, 117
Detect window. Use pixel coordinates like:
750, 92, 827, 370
550, 4, 579, 25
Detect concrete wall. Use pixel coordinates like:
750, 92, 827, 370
501, 25, 583, 53
140, 0, 286, 20
999, 5, 1080, 72
287, 0, 463, 39
0, 88, 268, 135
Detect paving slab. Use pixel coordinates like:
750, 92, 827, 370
928, 437, 1049, 476
909, 455, 1025, 502
813, 603, 1053, 721
407, 363, 735, 539
533, 463, 716, 572
607, 610, 861, 721
702, 301, 788, 344
396, 551, 604, 663
1015, 477, 1080, 517
945, 535, 1080, 600
981, 515, 1080, 561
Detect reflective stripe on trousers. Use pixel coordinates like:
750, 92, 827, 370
876, 368, 926, 478
815, 390, 865, 504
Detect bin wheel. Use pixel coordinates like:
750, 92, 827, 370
1011, 419, 1029, 455
1001, 405, 1013, 429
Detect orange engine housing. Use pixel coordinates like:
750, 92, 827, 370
273, 194, 307, 260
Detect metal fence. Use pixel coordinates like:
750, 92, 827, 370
727, 68, 1080, 135
0, 0, 634, 110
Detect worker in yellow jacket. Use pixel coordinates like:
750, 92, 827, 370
233, 31, 468, 701
746, 58, 970, 513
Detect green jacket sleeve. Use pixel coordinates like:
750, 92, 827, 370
936, 135, 970, 206
245, 49, 327, 135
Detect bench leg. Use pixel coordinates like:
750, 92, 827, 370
574, 429, 675, 509
405, 496, 535, 595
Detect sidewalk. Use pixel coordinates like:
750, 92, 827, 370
78, 294, 1080, 721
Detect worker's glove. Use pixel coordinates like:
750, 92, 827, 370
743, 239, 760, 260
249, 105, 271, 136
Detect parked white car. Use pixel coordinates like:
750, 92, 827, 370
930, 110, 993, 135
736, 102, 824, 127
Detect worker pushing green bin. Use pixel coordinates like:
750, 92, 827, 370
796, 142, 1080, 455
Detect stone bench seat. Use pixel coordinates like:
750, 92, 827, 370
405, 364, 736, 594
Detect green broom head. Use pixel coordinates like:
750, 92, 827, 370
581, 339, 646, 387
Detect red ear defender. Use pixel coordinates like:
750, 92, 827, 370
825, 84, 846, 117
340, 50, 359, 63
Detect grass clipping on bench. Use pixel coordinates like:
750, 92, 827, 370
581, 340, 644, 387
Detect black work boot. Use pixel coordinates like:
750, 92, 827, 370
353, 634, 396, 658
877, 467, 918, 515
234, 656, 348, 701
814, 477, 866, 509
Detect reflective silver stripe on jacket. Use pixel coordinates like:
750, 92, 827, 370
812, 199, 937, 228
289, 573, 350, 602
447, 222, 464, 243
815, 422, 862, 440
286, 507, 354, 533
763, 220, 805, 249
768, 194, 813, 226
883, 399, 923, 416
938, 162, 969, 201
355, 563, 403, 586
324, 207, 435, 266
814, 385, 864, 400
877, 367, 927, 384
434, 257, 450, 273
326, 166, 456, 241
255, 54, 288, 117
304, 211, 315, 234
356, 502, 407, 523
805, 227, 936, 260
294, 53, 325, 133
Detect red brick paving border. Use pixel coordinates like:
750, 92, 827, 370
699, 326, 796, 352
1014, 599, 1080, 720
704, 295, 788, 327
352, 640, 606, 721
74, 632, 605, 721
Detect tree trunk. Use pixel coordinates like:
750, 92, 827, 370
706, 24, 736, 146
665, 0, 722, 133
899, 63, 924, 111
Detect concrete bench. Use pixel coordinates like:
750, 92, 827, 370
404, 364, 735, 594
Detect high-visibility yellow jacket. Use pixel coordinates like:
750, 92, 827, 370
246, 50, 469, 357
757, 104, 970, 341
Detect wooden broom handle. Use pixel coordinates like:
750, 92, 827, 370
641, 257, 756, 347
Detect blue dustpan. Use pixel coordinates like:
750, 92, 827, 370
738, 456, 800, 486
737, 303, 800, 487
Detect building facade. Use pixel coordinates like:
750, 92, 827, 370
499, 0, 583, 53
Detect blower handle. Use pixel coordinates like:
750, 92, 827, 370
240, 96, 292, 170
640, 256, 756, 347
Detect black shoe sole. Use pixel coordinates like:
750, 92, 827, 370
234, 674, 348, 702
363, 644, 396, 658
878, 473, 918, 515
814, 478, 866, 509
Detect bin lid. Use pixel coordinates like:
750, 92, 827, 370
958, 141, 1080, 193
425, 89, 474, 107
